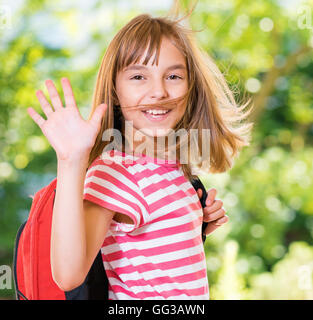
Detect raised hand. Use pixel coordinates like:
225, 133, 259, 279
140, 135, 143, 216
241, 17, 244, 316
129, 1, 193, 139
196, 188, 229, 236
27, 78, 107, 162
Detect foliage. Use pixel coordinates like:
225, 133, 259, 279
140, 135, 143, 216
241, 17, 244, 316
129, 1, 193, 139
0, 0, 312, 299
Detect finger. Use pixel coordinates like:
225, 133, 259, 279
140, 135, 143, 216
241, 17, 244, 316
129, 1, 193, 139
204, 222, 220, 236
196, 188, 202, 199
89, 103, 107, 128
45, 79, 63, 110
205, 188, 217, 206
27, 107, 46, 129
214, 214, 229, 226
204, 199, 223, 214
204, 215, 229, 236
61, 77, 77, 109
35, 90, 54, 117
203, 207, 226, 223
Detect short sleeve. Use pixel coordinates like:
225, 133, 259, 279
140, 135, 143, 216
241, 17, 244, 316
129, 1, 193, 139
83, 156, 149, 233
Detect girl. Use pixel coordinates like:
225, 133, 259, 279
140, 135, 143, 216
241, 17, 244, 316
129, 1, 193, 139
27, 12, 252, 300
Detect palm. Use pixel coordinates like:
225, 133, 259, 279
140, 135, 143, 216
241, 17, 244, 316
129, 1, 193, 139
40, 107, 99, 160
27, 78, 107, 161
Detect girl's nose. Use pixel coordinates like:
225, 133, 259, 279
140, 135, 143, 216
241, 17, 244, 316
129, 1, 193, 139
149, 79, 168, 100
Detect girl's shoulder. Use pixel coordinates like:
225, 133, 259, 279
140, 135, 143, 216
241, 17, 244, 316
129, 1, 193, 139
97, 149, 143, 167
88, 149, 143, 182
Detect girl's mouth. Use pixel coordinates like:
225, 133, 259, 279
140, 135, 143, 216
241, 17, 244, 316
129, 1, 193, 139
142, 109, 171, 122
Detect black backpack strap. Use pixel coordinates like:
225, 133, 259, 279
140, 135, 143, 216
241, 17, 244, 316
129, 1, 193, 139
190, 176, 208, 244
13, 221, 28, 300
85, 250, 108, 300
65, 250, 108, 300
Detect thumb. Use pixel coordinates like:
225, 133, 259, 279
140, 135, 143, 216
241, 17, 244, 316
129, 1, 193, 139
206, 188, 217, 206
89, 103, 107, 128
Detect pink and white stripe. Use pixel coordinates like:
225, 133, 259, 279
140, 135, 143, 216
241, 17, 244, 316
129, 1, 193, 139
83, 149, 210, 300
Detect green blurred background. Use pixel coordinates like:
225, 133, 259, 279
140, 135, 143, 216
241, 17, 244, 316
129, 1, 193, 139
0, 0, 313, 300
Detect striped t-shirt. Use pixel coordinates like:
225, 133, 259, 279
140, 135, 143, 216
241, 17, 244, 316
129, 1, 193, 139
83, 149, 210, 300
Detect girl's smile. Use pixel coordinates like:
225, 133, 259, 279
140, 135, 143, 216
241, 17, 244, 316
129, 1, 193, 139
141, 107, 172, 122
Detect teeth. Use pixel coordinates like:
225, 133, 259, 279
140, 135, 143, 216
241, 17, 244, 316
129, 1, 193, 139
145, 109, 169, 115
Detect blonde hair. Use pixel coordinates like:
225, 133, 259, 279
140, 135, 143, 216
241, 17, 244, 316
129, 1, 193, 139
87, 7, 253, 181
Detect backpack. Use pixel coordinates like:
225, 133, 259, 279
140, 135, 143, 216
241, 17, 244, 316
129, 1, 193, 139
12, 176, 208, 300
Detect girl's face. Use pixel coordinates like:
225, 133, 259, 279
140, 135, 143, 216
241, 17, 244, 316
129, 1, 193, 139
115, 37, 188, 139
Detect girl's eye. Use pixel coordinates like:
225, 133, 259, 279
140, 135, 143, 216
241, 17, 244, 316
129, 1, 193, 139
131, 75, 145, 80
168, 74, 182, 80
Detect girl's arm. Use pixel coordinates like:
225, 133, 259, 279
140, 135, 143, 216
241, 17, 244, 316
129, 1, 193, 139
27, 78, 109, 291
51, 157, 116, 291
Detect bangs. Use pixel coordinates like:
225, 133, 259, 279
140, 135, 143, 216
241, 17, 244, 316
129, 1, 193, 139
116, 17, 177, 72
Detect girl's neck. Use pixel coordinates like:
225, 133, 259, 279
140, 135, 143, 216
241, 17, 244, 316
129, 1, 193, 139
120, 126, 176, 161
